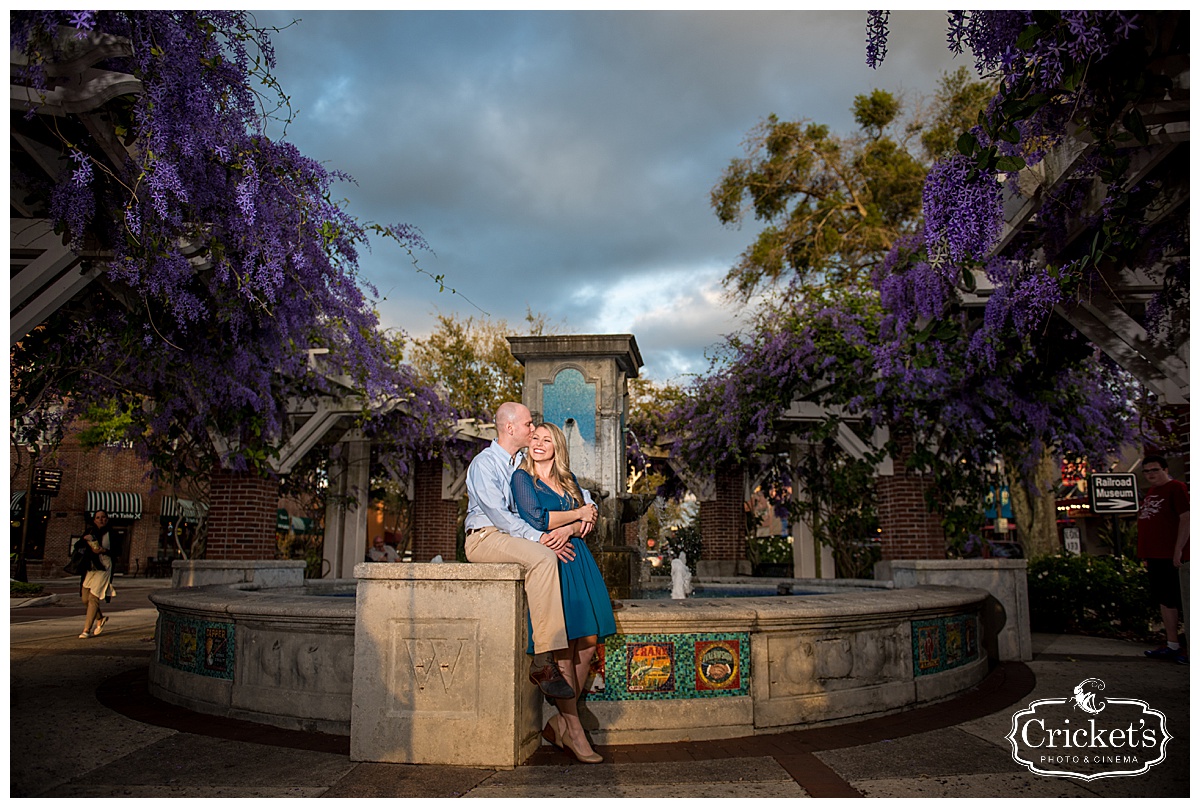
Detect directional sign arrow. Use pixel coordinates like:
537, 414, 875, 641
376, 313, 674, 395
1095, 498, 1138, 510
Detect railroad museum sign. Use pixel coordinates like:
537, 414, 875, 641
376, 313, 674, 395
1088, 473, 1139, 515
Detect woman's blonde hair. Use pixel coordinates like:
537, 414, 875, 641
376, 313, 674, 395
520, 422, 584, 507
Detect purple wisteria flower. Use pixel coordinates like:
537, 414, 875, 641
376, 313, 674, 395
922, 155, 1003, 268
865, 11, 890, 69
12, 11, 454, 475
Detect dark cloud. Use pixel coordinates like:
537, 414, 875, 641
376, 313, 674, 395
258, 10, 966, 381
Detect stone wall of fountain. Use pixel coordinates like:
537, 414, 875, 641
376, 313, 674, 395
148, 562, 997, 754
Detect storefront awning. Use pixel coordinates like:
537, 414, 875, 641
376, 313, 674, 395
160, 496, 207, 524
291, 515, 319, 534
87, 490, 142, 520
10, 491, 51, 518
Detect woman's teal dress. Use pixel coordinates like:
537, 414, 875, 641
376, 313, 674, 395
512, 469, 616, 653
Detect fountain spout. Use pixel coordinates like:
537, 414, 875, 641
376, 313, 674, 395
670, 552, 693, 600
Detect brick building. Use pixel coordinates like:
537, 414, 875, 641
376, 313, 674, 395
10, 422, 304, 579
11, 428, 165, 578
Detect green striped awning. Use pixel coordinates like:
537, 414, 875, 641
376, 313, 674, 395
10, 491, 51, 518
86, 490, 142, 520
160, 496, 207, 524
291, 515, 318, 534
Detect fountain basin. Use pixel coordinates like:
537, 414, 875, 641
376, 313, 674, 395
148, 564, 990, 748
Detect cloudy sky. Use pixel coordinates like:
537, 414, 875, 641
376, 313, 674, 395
254, 10, 967, 383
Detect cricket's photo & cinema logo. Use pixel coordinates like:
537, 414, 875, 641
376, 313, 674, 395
1007, 678, 1172, 781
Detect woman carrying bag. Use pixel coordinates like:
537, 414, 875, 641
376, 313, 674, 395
78, 509, 115, 638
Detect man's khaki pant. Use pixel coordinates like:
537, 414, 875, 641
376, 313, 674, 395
465, 526, 566, 654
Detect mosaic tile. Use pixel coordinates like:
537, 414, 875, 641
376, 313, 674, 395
584, 632, 750, 702
627, 641, 675, 693
695, 639, 741, 692
157, 613, 235, 680
542, 368, 596, 443
912, 614, 981, 677
915, 624, 941, 672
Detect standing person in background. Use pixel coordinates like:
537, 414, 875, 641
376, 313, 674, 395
1137, 455, 1190, 664
79, 509, 115, 639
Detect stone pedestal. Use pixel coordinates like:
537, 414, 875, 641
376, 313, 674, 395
889, 559, 1032, 662
350, 562, 539, 768
508, 334, 643, 595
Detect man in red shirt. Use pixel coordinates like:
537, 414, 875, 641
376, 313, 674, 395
1136, 455, 1190, 663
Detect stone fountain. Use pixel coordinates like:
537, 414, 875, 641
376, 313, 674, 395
146, 334, 1028, 768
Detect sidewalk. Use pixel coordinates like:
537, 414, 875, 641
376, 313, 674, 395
9, 591, 1190, 798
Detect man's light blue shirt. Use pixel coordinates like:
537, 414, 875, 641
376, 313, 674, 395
465, 440, 542, 541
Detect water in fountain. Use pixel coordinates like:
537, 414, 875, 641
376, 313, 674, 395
670, 552, 693, 599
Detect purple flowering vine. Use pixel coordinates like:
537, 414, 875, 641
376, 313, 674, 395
12, 11, 455, 478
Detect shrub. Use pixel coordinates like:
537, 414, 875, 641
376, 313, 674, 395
1026, 554, 1157, 639
746, 534, 793, 565
10, 581, 44, 598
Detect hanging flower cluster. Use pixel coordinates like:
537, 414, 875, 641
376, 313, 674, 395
667, 287, 880, 475
862, 9, 1181, 469
11, 11, 454, 475
664, 12, 1171, 526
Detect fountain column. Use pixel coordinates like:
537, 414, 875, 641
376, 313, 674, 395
322, 432, 371, 578
508, 334, 643, 596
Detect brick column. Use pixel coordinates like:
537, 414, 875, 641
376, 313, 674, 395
411, 456, 459, 562
205, 469, 278, 560
698, 464, 746, 574
875, 435, 945, 560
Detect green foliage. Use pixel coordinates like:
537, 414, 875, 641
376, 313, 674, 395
1095, 516, 1138, 561
405, 309, 555, 420
75, 401, 136, 449
853, 89, 901, 137
919, 67, 999, 161
792, 439, 881, 579
1026, 554, 1156, 639
710, 76, 990, 303
10, 581, 44, 597
712, 102, 926, 298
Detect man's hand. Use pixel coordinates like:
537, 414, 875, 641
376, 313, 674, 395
575, 503, 598, 537
554, 542, 576, 562
540, 524, 575, 550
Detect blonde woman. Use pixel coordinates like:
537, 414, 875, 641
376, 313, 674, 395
512, 423, 615, 764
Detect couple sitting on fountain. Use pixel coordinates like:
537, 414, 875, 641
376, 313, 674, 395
464, 401, 617, 764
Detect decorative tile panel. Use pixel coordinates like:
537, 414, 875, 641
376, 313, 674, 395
695, 639, 741, 692
158, 612, 235, 679
583, 632, 750, 701
542, 368, 596, 444
911, 614, 980, 677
